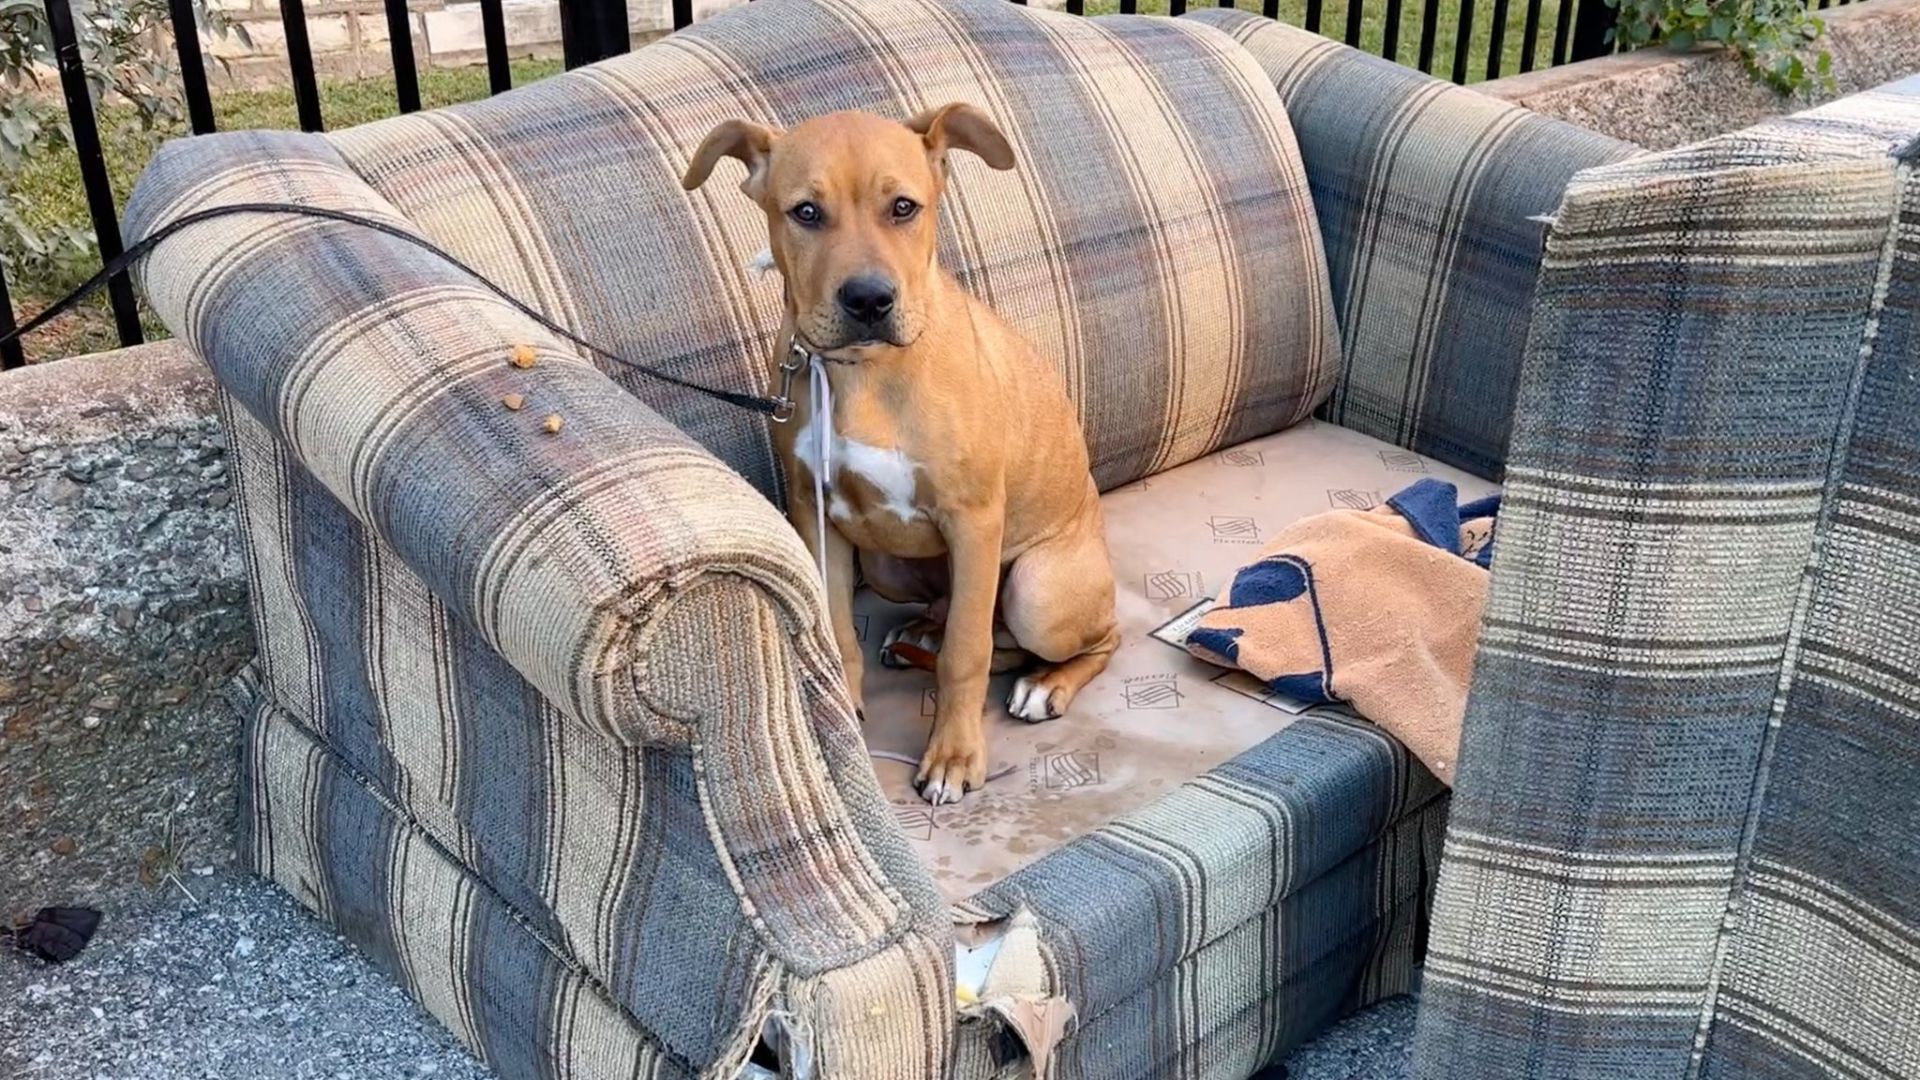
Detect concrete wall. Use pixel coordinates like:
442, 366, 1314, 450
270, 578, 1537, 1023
196, 0, 1064, 86
1481, 0, 1920, 149
1, 343, 247, 911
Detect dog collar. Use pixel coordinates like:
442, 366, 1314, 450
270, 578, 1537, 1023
771, 338, 859, 421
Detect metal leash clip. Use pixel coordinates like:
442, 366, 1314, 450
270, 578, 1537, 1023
770, 339, 810, 423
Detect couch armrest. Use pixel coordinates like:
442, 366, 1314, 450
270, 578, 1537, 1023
1185, 11, 1639, 479
1411, 85, 1920, 1077
125, 130, 955, 1074
125, 129, 818, 746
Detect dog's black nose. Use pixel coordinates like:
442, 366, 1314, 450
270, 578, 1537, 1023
836, 275, 896, 326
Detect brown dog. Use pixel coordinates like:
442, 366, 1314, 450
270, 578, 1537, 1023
684, 105, 1119, 804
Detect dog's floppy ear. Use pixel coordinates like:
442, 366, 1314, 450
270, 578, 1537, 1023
906, 103, 1015, 173
682, 119, 780, 200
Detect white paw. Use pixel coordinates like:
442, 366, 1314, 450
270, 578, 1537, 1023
919, 775, 966, 805
915, 736, 985, 805
881, 621, 941, 668
1006, 676, 1061, 723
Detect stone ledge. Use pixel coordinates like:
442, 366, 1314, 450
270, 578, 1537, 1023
417, 0, 889, 59
1481, 0, 1920, 149
1, 341, 249, 910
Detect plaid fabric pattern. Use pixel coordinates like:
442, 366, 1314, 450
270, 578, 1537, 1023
957, 712, 1446, 1080
1186, 11, 1637, 480
326, 0, 1339, 495
237, 673, 697, 1079
122, 1, 1363, 1076
1414, 81, 1920, 1078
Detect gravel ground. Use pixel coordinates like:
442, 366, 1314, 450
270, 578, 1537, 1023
1270, 994, 1418, 1080
3, 698, 242, 929
0, 872, 1413, 1079
0, 874, 484, 1080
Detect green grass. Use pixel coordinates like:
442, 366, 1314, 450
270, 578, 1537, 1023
10, 0, 1560, 363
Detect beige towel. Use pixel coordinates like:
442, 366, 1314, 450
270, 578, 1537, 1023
1184, 479, 1498, 786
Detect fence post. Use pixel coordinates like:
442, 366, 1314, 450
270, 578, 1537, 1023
277, 0, 325, 131
1567, 0, 1614, 61
558, 0, 629, 68
166, 0, 217, 133
480, 0, 512, 91
0, 266, 22, 370
43, 0, 144, 349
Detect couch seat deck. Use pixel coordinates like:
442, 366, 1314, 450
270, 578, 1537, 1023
858, 420, 1498, 900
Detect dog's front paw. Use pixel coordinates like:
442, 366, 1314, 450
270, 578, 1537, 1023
1006, 675, 1064, 723
915, 731, 987, 806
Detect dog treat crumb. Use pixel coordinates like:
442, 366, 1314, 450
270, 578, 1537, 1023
543, 413, 564, 434
510, 344, 538, 369
501, 392, 526, 412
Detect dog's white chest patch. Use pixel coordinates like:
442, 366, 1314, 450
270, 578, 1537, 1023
793, 415, 923, 523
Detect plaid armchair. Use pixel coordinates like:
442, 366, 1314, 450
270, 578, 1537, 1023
1413, 80, 1920, 1079
123, 0, 1919, 1074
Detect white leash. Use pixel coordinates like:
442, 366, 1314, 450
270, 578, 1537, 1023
809, 351, 833, 584
775, 337, 834, 585
757, 254, 837, 586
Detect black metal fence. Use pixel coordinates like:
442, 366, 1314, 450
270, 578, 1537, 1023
0, 0, 1690, 368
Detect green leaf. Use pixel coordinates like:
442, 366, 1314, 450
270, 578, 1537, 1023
1684, 2, 1709, 16
1708, 16, 1732, 40
1668, 29, 1694, 49
1817, 50, 1832, 75
1630, 17, 1654, 42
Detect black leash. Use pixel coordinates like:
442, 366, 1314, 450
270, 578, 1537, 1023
1, 201, 790, 418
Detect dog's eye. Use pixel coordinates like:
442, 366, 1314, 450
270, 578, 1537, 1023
891, 197, 920, 222
789, 202, 822, 228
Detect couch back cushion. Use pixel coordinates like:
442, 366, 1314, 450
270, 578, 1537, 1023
326, 0, 1338, 496
1187, 11, 1639, 480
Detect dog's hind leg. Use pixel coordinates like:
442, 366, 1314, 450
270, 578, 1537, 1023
1006, 629, 1118, 722
999, 505, 1120, 722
